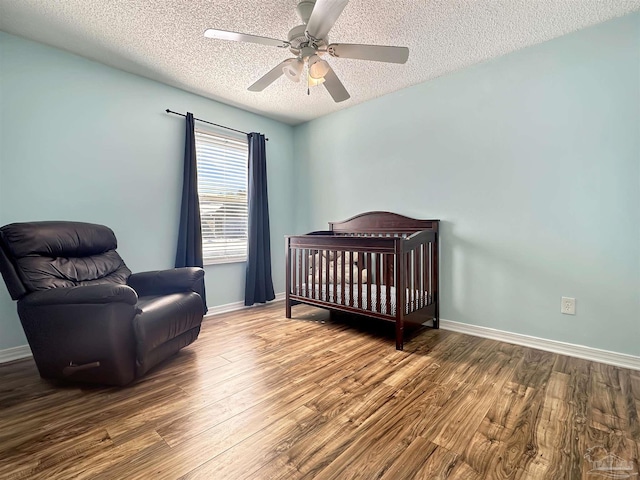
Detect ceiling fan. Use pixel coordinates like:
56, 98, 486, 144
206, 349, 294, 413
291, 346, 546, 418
204, 0, 409, 103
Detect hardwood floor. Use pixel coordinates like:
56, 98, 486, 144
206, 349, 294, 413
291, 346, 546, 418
0, 302, 638, 479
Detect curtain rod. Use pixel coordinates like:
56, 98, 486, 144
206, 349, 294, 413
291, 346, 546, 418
165, 109, 269, 141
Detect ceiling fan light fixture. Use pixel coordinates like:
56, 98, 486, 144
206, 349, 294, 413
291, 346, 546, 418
283, 58, 304, 82
308, 75, 326, 87
308, 55, 330, 79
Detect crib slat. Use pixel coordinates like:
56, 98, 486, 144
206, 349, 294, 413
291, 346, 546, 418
426, 242, 431, 304
291, 247, 296, 296
297, 248, 304, 295
413, 247, 419, 312
366, 252, 372, 311
407, 250, 411, 312
420, 247, 424, 308
410, 250, 414, 312
414, 249, 418, 310
325, 250, 330, 302
415, 247, 420, 309
411, 250, 416, 312
417, 247, 421, 309
407, 250, 413, 313
412, 249, 416, 311
323, 251, 327, 299
390, 255, 395, 287
381, 253, 387, 291
317, 250, 321, 299
300, 249, 304, 297
331, 250, 339, 303
405, 252, 411, 315
311, 249, 316, 299
348, 251, 354, 307
385, 253, 392, 315
422, 246, 425, 308
425, 243, 430, 306
303, 248, 311, 298
340, 252, 346, 306
357, 252, 363, 309
420, 243, 428, 307
375, 253, 381, 313
429, 241, 434, 304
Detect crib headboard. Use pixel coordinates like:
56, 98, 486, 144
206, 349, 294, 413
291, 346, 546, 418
328, 211, 438, 235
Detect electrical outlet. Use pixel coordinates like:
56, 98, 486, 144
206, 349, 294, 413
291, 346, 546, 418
561, 297, 576, 315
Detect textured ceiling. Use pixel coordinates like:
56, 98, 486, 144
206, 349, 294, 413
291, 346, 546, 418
1, 0, 639, 125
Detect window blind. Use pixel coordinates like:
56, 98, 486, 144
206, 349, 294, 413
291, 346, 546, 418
195, 129, 248, 263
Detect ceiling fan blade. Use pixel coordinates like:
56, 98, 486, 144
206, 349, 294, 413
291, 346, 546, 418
328, 44, 409, 64
204, 29, 289, 48
305, 0, 349, 41
248, 59, 295, 91
322, 65, 350, 103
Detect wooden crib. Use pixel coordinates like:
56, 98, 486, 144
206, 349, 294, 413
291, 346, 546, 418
285, 211, 439, 350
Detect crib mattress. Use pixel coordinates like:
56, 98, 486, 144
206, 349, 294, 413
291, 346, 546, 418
295, 284, 430, 316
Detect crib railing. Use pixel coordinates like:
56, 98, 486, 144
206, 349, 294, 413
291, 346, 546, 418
285, 229, 438, 323
402, 234, 438, 316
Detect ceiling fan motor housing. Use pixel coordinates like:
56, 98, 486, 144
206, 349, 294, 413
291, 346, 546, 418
290, 0, 327, 54
287, 24, 307, 51
288, 25, 327, 55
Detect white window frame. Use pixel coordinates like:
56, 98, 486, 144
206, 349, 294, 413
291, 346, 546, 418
195, 128, 249, 265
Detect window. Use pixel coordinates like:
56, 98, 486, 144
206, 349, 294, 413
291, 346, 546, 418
195, 129, 248, 264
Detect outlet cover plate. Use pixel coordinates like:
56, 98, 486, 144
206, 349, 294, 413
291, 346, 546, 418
561, 297, 576, 315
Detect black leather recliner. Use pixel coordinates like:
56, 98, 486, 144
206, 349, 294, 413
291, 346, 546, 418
0, 221, 205, 386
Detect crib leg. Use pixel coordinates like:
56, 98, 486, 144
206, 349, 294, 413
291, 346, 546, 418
395, 320, 404, 351
285, 297, 291, 318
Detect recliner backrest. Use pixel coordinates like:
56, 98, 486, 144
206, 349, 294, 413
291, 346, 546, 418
0, 221, 131, 299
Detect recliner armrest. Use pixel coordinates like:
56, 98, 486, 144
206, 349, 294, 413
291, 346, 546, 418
20, 283, 138, 307
127, 267, 204, 296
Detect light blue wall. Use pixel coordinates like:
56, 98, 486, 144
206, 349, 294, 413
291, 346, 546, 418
294, 14, 640, 356
2, 13, 639, 357
0, 32, 295, 350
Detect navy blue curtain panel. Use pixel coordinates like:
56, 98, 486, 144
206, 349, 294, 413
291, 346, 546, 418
175, 112, 208, 313
244, 132, 275, 306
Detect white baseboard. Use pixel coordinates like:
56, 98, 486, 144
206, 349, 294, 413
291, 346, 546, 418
9, 307, 634, 371
0, 344, 32, 363
440, 318, 640, 371
205, 292, 285, 318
